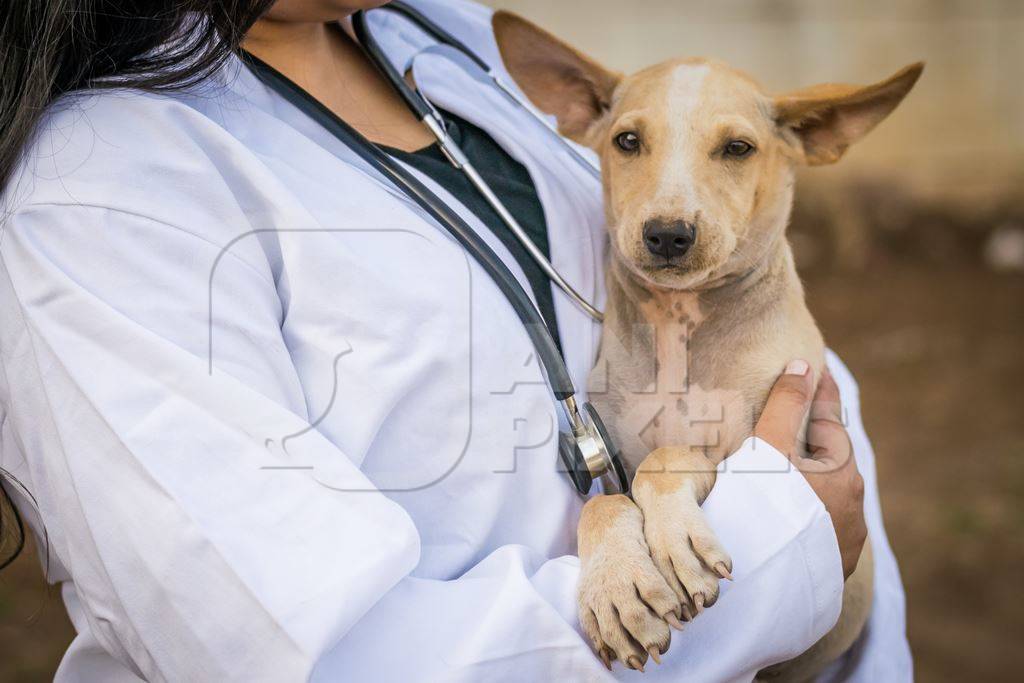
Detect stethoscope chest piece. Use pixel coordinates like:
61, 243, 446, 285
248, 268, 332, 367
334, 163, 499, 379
559, 401, 629, 496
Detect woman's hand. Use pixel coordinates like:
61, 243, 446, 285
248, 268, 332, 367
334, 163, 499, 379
754, 360, 868, 579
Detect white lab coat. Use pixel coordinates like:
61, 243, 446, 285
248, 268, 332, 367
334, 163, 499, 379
0, 1, 911, 681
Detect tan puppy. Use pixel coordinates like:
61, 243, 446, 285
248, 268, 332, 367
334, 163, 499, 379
493, 10, 921, 680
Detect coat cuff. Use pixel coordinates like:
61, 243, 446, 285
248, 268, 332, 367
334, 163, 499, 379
713, 436, 845, 645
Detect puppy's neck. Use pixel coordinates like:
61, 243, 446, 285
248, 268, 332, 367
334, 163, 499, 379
604, 239, 792, 338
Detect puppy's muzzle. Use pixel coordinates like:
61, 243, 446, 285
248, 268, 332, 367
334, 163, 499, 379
643, 218, 697, 261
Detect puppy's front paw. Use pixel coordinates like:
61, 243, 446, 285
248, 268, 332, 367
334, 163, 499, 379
633, 450, 732, 621
641, 493, 731, 619
577, 495, 682, 671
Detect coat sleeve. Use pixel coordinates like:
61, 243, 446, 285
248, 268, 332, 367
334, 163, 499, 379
316, 436, 845, 683
1, 202, 427, 681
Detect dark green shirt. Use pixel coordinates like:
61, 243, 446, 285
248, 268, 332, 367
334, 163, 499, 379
385, 110, 562, 350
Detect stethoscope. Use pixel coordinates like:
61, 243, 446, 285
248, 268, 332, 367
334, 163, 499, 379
353, 3, 604, 322
240, 2, 628, 496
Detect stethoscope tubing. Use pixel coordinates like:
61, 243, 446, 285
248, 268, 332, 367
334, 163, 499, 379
352, 3, 604, 322
352, 2, 601, 178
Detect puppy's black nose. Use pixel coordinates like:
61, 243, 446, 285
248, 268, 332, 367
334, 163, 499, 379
643, 218, 696, 259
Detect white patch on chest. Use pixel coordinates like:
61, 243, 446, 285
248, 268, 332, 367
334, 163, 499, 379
611, 290, 752, 465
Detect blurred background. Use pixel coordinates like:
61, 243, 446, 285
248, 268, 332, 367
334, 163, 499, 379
2, 0, 1021, 680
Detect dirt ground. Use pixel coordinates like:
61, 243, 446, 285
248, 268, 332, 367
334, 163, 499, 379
1, 263, 1022, 681
806, 264, 1024, 682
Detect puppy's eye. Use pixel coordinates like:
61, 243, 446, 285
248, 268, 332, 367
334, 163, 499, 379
615, 132, 641, 153
724, 140, 755, 158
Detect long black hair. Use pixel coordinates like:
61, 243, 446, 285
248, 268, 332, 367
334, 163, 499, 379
0, 0, 274, 570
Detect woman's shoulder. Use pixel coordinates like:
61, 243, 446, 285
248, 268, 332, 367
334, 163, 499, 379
1, 81, 287, 294
1, 71, 294, 265
4, 82, 249, 219
0, 76, 284, 276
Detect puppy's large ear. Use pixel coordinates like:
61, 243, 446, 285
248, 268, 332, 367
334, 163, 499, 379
774, 62, 924, 165
493, 10, 622, 144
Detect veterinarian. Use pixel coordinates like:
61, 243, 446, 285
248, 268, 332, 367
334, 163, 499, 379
0, 0, 910, 681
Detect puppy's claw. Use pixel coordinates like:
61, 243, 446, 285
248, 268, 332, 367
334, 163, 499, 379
665, 612, 685, 630
714, 562, 733, 581
679, 604, 693, 622
627, 656, 645, 672
693, 592, 705, 613
599, 648, 613, 671
647, 646, 662, 665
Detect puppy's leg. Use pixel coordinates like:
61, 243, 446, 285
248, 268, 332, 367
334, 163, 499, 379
632, 448, 732, 620
577, 494, 682, 670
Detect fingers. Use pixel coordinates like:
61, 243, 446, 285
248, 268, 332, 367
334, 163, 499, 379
809, 369, 842, 424
806, 419, 851, 463
806, 371, 857, 470
754, 359, 814, 458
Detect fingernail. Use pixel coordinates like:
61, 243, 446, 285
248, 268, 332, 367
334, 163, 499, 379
785, 359, 809, 376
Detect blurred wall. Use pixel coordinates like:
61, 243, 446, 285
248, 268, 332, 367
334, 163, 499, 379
486, 0, 1024, 206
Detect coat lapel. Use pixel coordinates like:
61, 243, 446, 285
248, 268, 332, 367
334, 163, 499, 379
410, 47, 607, 403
